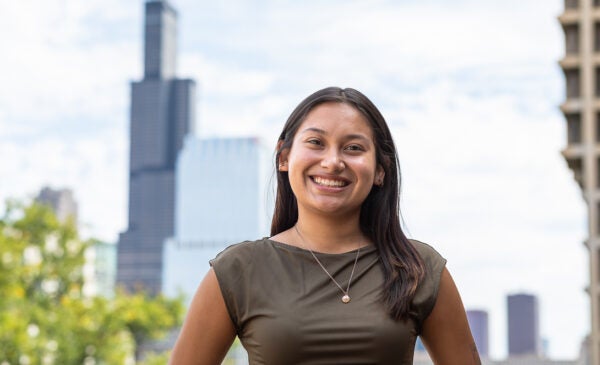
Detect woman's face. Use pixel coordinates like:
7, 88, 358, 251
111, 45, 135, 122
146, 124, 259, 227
280, 102, 384, 218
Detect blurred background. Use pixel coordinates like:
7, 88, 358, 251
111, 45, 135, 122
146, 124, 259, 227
0, 0, 592, 364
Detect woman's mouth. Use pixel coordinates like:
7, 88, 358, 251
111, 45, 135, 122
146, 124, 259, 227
311, 176, 349, 187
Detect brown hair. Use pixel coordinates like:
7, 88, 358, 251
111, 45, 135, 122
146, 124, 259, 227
271, 87, 425, 321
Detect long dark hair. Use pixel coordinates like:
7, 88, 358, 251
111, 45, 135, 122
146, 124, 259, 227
271, 87, 425, 321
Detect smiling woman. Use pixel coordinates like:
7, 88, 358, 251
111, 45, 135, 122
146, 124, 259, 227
279, 102, 384, 227
169, 87, 480, 364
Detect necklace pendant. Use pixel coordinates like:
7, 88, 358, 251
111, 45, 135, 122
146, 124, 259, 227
342, 294, 351, 303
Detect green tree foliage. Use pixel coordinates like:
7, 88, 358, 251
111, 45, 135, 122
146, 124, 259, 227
0, 201, 184, 364
138, 351, 171, 365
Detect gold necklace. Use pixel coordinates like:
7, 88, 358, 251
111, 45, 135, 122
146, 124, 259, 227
294, 225, 361, 304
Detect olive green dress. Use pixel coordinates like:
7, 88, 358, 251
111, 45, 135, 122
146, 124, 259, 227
210, 238, 446, 365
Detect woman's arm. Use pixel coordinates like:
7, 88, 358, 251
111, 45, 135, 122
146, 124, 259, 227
420, 267, 481, 365
168, 268, 237, 365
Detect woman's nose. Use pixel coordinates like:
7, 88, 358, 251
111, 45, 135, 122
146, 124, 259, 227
320, 150, 345, 171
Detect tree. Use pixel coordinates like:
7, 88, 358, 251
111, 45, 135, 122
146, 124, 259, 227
114, 289, 184, 362
0, 200, 184, 364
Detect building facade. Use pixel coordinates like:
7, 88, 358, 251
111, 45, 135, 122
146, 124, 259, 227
559, 0, 600, 363
84, 241, 117, 298
507, 294, 541, 357
467, 309, 490, 359
35, 186, 78, 224
117, 0, 195, 294
162, 136, 272, 301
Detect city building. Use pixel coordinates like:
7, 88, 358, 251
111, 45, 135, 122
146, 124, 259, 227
35, 186, 78, 224
508, 293, 541, 357
117, 0, 196, 294
162, 136, 272, 302
84, 241, 117, 298
35, 187, 116, 298
559, 0, 600, 363
467, 309, 490, 358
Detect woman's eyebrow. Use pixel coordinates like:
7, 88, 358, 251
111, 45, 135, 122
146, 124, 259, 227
299, 127, 370, 142
299, 127, 326, 135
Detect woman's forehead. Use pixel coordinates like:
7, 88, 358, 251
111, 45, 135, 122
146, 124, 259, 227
298, 103, 373, 135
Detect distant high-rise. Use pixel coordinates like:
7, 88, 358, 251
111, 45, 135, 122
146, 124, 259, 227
559, 1, 600, 363
162, 137, 272, 301
35, 186, 78, 224
84, 241, 117, 298
466, 309, 489, 358
117, 0, 195, 294
507, 293, 540, 357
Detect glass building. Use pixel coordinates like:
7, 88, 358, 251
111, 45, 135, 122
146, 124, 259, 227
162, 136, 273, 302
84, 241, 117, 298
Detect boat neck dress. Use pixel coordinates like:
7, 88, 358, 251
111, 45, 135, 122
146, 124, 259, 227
210, 238, 446, 365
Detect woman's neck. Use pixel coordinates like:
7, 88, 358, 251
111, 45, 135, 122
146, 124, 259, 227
294, 211, 369, 254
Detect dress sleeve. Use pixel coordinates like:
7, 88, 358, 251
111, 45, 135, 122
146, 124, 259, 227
410, 240, 447, 334
209, 241, 252, 334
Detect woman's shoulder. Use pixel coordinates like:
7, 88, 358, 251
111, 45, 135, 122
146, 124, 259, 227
408, 239, 444, 263
408, 239, 447, 330
211, 237, 272, 262
209, 238, 274, 293
407, 239, 447, 279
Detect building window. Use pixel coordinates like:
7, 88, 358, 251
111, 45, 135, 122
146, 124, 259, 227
597, 159, 600, 188
565, 24, 579, 54
595, 23, 600, 52
588, 298, 600, 332
596, 113, 600, 143
568, 157, 583, 188
597, 68, 600, 96
565, 0, 578, 9
567, 113, 581, 144
565, 68, 580, 98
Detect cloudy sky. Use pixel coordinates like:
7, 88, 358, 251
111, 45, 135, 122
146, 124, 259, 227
0, 0, 587, 360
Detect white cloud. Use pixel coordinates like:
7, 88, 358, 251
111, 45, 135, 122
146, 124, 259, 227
0, 0, 135, 242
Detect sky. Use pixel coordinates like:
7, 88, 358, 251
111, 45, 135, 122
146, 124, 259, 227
0, 0, 587, 360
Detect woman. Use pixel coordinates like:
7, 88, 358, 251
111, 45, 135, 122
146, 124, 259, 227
169, 87, 480, 364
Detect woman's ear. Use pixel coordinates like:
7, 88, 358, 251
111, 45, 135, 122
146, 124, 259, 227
279, 159, 288, 171
375, 165, 385, 186
277, 141, 289, 172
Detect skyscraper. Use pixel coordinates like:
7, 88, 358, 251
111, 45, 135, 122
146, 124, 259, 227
507, 293, 540, 357
162, 136, 272, 301
559, 1, 600, 363
466, 309, 489, 358
117, 0, 195, 294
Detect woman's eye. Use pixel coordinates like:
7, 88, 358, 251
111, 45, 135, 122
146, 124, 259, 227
307, 139, 321, 145
345, 144, 363, 151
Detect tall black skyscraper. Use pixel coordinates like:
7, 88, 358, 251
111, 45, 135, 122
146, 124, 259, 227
117, 0, 195, 293
507, 293, 541, 357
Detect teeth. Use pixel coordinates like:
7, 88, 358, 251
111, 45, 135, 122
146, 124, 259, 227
313, 177, 346, 187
